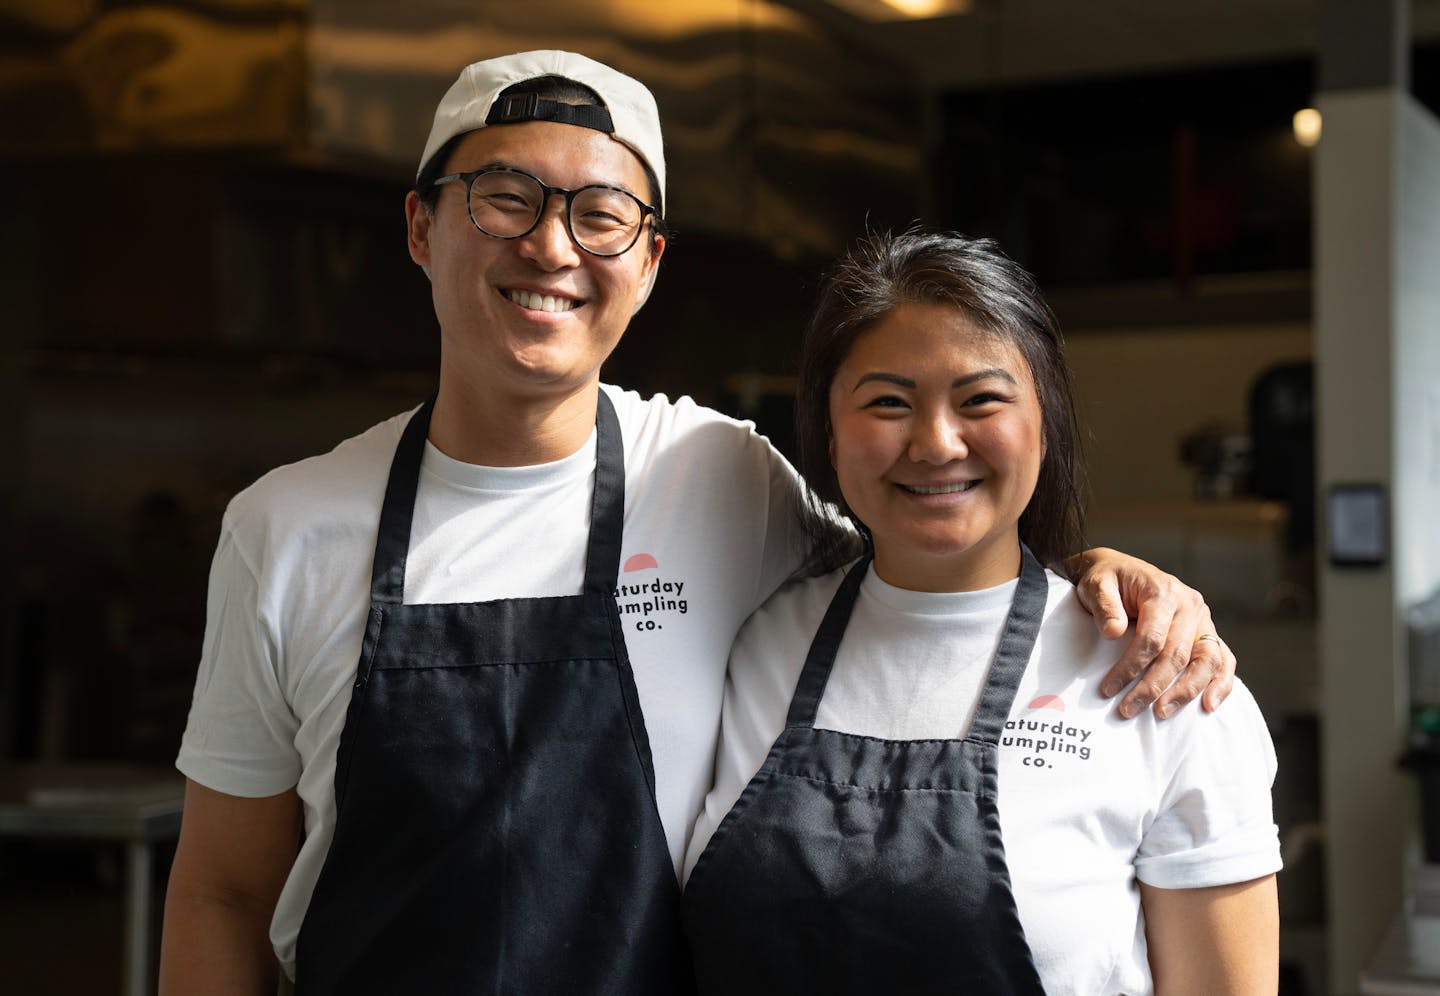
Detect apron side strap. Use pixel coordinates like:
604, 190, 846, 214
967, 545, 1049, 744
583, 389, 625, 595
785, 553, 873, 730
370, 396, 436, 606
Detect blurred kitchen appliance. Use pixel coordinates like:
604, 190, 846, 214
1249, 360, 1315, 552
1403, 587, 1440, 862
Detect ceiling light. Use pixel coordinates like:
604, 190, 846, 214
827, 0, 971, 22
1293, 108, 1322, 148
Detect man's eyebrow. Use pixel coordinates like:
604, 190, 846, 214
466, 160, 641, 196
472, 159, 524, 174
851, 368, 1018, 392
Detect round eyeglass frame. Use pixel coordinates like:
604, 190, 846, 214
431, 165, 657, 258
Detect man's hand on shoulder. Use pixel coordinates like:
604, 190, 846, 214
1062, 547, 1237, 720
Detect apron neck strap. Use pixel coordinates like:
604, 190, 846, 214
784, 554, 872, 730
966, 547, 1048, 744
369, 391, 625, 605
370, 396, 435, 605
583, 390, 625, 595
783, 545, 1049, 740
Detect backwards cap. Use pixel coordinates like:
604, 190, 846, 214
417, 50, 666, 211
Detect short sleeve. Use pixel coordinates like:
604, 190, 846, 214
750, 439, 809, 611
1134, 681, 1283, 889
175, 520, 302, 797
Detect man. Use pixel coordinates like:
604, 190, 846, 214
159, 51, 1235, 994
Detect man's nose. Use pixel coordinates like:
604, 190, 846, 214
518, 197, 581, 269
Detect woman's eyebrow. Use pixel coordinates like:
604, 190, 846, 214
852, 372, 914, 391
851, 368, 1018, 392
954, 368, 1018, 388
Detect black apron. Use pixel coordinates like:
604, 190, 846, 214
295, 393, 691, 995
683, 546, 1050, 995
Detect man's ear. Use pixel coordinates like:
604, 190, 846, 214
632, 232, 666, 315
405, 190, 433, 275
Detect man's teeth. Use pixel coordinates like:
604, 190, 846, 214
506, 289, 578, 313
903, 481, 978, 495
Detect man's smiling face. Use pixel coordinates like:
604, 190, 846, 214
407, 120, 664, 402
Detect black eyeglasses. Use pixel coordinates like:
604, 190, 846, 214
432, 166, 657, 258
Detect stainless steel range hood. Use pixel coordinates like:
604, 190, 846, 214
0, 0, 925, 256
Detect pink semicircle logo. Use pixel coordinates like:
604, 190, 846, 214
623, 553, 659, 573
1027, 695, 1065, 712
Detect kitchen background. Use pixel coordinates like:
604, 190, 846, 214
2, 1, 1439, 993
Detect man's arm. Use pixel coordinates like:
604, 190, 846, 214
1062, 547, 1237, 719
159, 780, 302, 996
1140, 876, 1279, 995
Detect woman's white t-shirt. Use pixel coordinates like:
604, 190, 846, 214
687, 562, 1281, 996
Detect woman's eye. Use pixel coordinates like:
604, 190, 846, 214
963, 391, 1006, 407
863, 395, 908, 410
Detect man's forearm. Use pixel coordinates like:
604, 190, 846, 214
159, 888, 280, 996
159, 782, 300, 996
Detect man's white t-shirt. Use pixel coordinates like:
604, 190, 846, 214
177, 384, 804, 978
687, 562, 1281, 995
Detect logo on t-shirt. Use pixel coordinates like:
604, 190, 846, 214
615, 552, 689, 633
1002, 695, 1095, 769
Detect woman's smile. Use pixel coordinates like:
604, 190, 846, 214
896, 479, 981, 496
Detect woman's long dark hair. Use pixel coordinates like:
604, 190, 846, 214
794, 230, 1087, 576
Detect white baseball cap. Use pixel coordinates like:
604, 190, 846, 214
417, 50, 666, 212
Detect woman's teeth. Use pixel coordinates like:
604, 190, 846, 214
902, 481, 978, 495
506, 289, 578, 313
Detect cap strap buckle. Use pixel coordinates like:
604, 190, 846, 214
485, 93, 615, 134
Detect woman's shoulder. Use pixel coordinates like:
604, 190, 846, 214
744, 562, 854, 637
728, 562, 857, 678
1035, 567, 1109, 654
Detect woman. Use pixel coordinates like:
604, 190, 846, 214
681, 232, 1280, 994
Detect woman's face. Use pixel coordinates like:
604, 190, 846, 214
828, 301, 1045, 592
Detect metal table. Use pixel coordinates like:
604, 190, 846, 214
1361, 865, 1440, 995
0, 762, 185, 996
